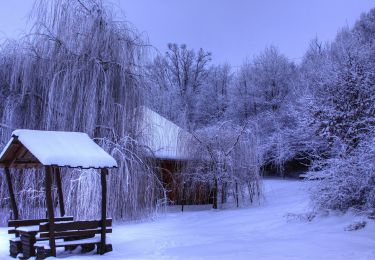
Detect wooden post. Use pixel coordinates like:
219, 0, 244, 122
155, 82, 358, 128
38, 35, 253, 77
100, 168, 108, 255
45, 166, 56, 257
181, 180, 186, 212
54, 167, 65, 217
212, 177, 218, 209
4, 167, 19, 220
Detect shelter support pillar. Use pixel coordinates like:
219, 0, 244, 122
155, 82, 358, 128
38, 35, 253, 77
4, 167, 19, 220
45, 166, 56, 257
100, 168, 108, 255
54, 167, 65, 217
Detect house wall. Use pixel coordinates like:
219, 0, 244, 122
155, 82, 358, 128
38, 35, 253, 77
158, 159, 211, 205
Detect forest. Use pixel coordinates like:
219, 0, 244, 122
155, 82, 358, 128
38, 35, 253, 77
0, 0, 375, 223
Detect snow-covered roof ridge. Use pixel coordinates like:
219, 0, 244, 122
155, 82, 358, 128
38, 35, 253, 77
0, 129, 117, 169
140, 107, 193, 160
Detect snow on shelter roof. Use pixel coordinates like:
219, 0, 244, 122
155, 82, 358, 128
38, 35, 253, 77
0, 129, 117, 169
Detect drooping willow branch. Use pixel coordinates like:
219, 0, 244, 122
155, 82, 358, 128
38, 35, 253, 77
0, 0, 164, 222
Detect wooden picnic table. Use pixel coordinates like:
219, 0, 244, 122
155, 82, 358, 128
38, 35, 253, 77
8, 216, 74, 258
17, 226, 41, 258
8, 218, 113, 259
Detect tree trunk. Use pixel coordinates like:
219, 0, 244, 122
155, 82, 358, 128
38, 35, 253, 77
235, 182, 239, 208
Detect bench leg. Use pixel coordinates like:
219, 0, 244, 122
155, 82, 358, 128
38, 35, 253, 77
35, 247, 51, 260
9, 240, 22, 258
97, 244, 112, 254
21, 234, 37, 258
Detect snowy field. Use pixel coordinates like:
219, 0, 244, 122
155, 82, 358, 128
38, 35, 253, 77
1, 179, 375, 259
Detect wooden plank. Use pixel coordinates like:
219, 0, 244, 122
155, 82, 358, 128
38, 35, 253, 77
45, 166, 56, 257
36, 237, 109, 248
39, 219, 112, 232
8, 163, 43, 169
8, 216, 73, 227
100, 168, 108, 255
54, 167, 65, 217
0, 140, 20, 165
39, 228, 112, 238
8, 229, 18, 235
8, 146, 28, 167
4, 167, 19, 220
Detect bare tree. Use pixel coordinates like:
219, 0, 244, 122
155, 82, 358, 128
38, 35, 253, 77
146, 43, 211, 131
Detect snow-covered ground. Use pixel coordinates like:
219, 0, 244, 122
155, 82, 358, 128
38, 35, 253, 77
1, 179, 375, 259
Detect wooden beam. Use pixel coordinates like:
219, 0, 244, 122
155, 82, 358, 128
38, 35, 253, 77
54, 167, 65, 217
45, 166, 56, 257
4, 167, 19, 220
10, 163, 43, 169
39, 228, 112, 238
8, 216, 73, 228
39, 219, 112, 232
100, 168, 108, 254
8, 146, 28, 168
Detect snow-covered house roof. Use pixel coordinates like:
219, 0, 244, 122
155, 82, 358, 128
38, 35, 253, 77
0, 129, 117, 169
140, 107, 193, 161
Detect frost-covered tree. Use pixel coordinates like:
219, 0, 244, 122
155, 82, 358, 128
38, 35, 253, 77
0, 0, 163, 222
186, 121, 262, 209
229, 46, 295, 122
306, 9, 375, 214
310, 131, 375, 214
305, 24, 375, 155
146, 44, 211, 130
228, 47, 312, 176
194, 64, 232, 127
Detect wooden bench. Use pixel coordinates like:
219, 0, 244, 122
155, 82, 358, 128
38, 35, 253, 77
35, 219, 112, 259
8, 216, 73, 258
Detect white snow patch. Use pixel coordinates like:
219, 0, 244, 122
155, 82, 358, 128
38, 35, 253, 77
0, 129, 117, 168
1, 179, 375, 259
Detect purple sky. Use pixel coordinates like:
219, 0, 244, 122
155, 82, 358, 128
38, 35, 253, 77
0, 0, 373, 66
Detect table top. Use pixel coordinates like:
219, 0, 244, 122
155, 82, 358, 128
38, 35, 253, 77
16, 225, 41, 233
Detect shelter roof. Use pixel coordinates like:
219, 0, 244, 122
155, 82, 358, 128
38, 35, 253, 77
0, 129, 117, 169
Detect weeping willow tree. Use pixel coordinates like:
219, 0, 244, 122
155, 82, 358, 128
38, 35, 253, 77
0, 0, 164, 222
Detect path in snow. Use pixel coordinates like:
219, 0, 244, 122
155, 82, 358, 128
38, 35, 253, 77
1, 179, 375, 259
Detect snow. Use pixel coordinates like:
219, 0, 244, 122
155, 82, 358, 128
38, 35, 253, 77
15, 225, 40, 232
0, 129, 117, 168
1, 179, 375, 259
35, 235, 103, 249
140, 107, 192, 160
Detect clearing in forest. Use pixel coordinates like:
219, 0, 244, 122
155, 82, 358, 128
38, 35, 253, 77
0, 179, 374, 259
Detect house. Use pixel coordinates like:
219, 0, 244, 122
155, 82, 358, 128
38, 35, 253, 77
140, 107, 211, 205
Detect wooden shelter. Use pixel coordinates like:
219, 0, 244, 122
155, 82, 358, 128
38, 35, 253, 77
0, 129, 117, 258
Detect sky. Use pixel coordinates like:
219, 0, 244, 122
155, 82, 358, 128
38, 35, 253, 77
0, 0, 373, 66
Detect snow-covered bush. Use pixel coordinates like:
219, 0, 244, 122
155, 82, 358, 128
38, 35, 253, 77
344, 221, 367, 231
305, 9, 375, 215
309, 134, 375, 214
